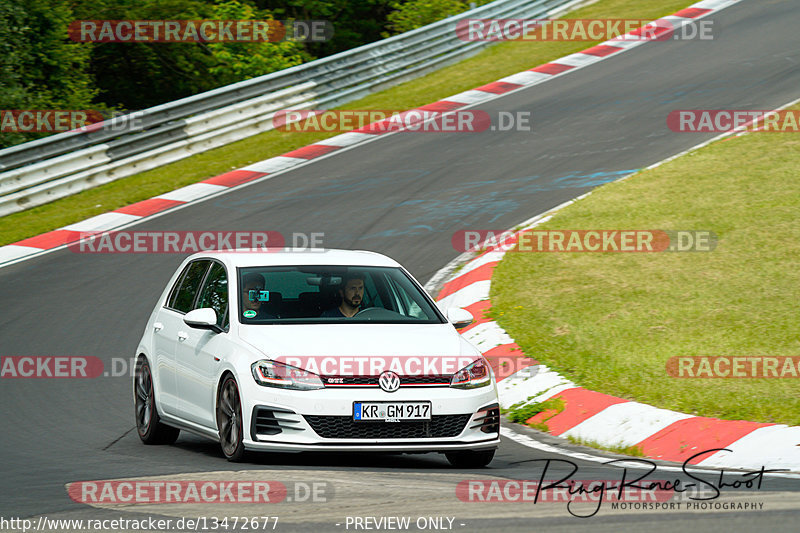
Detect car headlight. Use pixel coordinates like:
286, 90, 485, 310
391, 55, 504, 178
450, 358, 491, 389
251, 360, 324, 390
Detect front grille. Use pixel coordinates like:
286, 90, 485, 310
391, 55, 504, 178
304, 414, 471, 439
323, 375, 451, 387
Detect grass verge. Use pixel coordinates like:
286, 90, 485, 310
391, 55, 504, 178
0, 0, 693, 245
491, 105, 800, 426
565, 436, 646, 457
506, 397, 565, 432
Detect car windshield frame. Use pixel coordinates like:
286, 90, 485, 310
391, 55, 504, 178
236, 265, 447, 325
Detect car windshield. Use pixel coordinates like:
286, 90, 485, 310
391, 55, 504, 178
237, 265, 446, 324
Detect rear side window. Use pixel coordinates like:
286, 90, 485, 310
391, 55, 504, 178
169, 260, 210, 313
196, 262, 229, 329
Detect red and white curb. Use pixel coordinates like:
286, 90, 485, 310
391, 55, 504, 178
434, 203, 800, 474
0, 0, 742, 268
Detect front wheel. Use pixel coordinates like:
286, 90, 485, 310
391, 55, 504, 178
217, 375, 246, 462
445, 449, 495, 468
134, 357, 180, 444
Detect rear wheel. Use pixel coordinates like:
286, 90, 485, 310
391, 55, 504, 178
217, 375, 246, 462
445, 449, 495, 468
134, 357, 180, 444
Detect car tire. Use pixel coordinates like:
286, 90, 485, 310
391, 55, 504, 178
445, 449, 495, 468
217, 375, 246, 462
134, 356, 180, 445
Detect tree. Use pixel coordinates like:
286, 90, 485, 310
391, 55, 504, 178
0, 0, 97, 148
72, 0, 311, 109
257, 0, 395, 57
71, 0, 220, 110
386, 0, 491, 35
206, 0, 309, 87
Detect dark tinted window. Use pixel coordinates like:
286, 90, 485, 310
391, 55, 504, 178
172, 260, 210, 313
196, 262, 229, 329
166, 264, 192, 309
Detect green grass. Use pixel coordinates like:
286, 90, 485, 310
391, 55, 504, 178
0, 0, 694, 245
565, 436, 646, 457
491, 106, 800, 426
507, 397, 565, 432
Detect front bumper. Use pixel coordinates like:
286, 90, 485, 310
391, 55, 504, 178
239, 379, 500, 452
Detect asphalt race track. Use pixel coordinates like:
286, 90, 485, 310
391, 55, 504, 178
1, 1, 799, 531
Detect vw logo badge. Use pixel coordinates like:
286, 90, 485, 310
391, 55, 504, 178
378, 371, 401, 393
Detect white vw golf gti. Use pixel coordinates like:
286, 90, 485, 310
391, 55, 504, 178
134, 249, 500, 466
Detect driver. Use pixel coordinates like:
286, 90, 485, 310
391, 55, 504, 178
321, 273, 364, 318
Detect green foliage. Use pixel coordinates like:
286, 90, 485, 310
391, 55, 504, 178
507, 397, 565, 427
258, 0, 395, 57
206, 1, 309, 86
72, 0, 219, 109
0, 0, 98, 148
1, 0, 456, 147
385, 0, 491, 35
565, 436, 646, 457
0, 0, 504, 150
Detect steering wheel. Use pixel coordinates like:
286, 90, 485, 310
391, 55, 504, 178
353, 306, 381, 317
353, 307, 403, 319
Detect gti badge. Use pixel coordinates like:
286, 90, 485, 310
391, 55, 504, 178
378, 371, 400, 393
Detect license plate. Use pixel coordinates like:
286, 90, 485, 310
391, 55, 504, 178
353, 401, 431, 421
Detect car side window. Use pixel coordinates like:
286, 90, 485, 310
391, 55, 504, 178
385, 274, 425, 318
171, 260, 210, 313
196, 262, 229, 330
166, 264, 191, 309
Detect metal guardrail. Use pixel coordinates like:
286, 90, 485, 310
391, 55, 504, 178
0, 0, 580, 217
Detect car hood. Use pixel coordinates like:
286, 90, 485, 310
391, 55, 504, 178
238, 323, 480, 373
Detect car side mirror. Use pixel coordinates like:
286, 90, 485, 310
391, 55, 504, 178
184, 308, 223, 333
446, 307, 474, 329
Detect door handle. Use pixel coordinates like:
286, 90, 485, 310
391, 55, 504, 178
177, 331, 188, 341
153, 322, 163, 332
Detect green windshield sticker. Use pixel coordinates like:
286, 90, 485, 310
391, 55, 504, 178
243, 310, 257, 318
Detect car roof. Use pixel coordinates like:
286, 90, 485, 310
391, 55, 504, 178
187, 248, 402, 268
